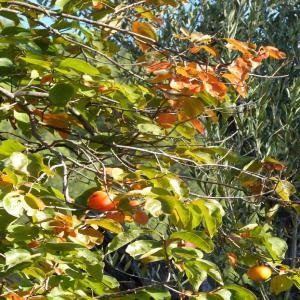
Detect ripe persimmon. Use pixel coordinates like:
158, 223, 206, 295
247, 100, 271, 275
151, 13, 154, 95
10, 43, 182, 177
128, 200, 140, 207
106, 211, 125, 223
247, 265, 272, 281
133, 210, 149, 225
131, 183, 143, 190
27, 240, 41, 249
88, 191, 115, 211
156, 112, 177, 128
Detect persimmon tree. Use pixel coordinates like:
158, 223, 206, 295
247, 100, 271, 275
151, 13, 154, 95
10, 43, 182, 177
0, 1, 299, 299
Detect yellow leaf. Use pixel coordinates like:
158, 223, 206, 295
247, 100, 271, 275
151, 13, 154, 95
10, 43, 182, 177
85, 218, 123, 234
132, 22, 157, 52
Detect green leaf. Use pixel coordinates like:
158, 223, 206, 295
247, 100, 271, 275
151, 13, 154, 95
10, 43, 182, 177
196, 293, 224, 300
60, 58, 99, 75
190, 199, 224, 237
20, 57, 52, 70
3, 191, 26, 217
0, 58, 13, 67
106, 230, 142, 255
184, 262, 207, 291
8, 152, 28, 173
263, 236, 287, 260
170, 201, 191, 229
141, 288, 171, 300
171, 247, 203, 260
7, 224, 39, 241
126, 240, 162, 259
0, 208, 15, 229
0, 140, 25, 157
14, 111, 30, 123
45, 242, 85, 251
170, 231, 214, 253
186, 259, 223, 285
223, 284, 257, 300
270, 275, 293, 295
49, 83, 75, 106
5, 249, 32, 268
144, 198, 163, 217
55, 0, 72, 9
28, 153, 55, 177
137, 123, 162, 135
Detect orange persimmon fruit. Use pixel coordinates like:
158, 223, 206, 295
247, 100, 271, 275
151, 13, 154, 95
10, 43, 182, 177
88, 191, 115, 211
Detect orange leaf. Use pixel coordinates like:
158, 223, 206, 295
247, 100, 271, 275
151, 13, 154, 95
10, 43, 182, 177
228, 57, 251, 81
261, 46, 286, 59
205, 108, 218, 123
32, 109, 82, 139
198, 72, 227, 99
222, 73, 247, 97
150, 73, 173, 83
190, 45, 219, 57
191, 119, 205, 135
225, 38, 253, 55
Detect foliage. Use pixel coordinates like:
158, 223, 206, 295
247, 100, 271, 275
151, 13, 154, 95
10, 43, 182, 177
0, 0, 299, 299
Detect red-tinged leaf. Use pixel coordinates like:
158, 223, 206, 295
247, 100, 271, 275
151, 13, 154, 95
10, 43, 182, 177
146, 61, 172, 73
40, 74, 53, 85
225, 38, 253, 55
132, 21, 157, 52
222, 73, 247, 97
189, 83, 204, 93
190, 45, 219, 57
262, 156, 286, 171
191, 119, 205, 135
198, 72, 227, 99
156, 112, 177, 128
170, 77, 191, 91
261, 46, 286, 59
228, 57, 251, 80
